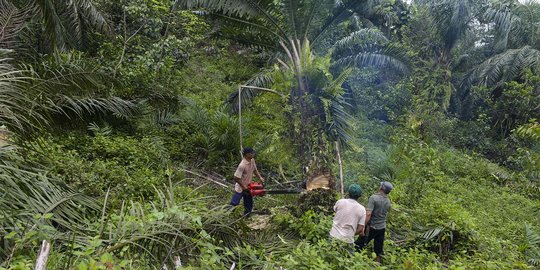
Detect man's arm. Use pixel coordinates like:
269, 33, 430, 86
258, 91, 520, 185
253, 160, 265, 182
355, 224, 365, 236
234, 176, 248, 191
365, 210, 372, 227
255, 169, 265, 182
365, 196, 374, 230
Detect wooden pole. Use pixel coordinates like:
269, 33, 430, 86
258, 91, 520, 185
238, 86, 243, 157
35, 240, 51, 270
336, 141, 344, 197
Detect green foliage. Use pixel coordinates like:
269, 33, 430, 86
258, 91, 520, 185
295, 188, 338, 216
0, 148, 99, 267
26, 134, 170, 199
491, 70, 540, 137
2, 0, 540, 269
414, 199, 478, 259
525, 224, 540, 267
274, 210, 333, 243
96, 0, 210, 99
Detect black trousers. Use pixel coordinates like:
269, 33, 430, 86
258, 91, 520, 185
355, 227, 385, 255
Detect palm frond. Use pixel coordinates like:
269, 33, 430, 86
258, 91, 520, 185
33, 0, 65, 50
87, 122, 112, 136
334, 43, 409, 74
51, 96, 139, 120
151, 109, 180, 128
28, 0, 109, 51
71, 0, 109, 33
284, 0, 299, 40
0, 147, 99, 243
173, 0, 263, 18
421, 227, 443, 242
227, 71, 276, 113
484, 4, 517, 52
332, 28, 389, 53
0, 56, 47, 135
326, 95, 354, 147
215, 13, 280, 49
327, 67, 352, 92
463, 46, 540, 88
526, 224, 540, 246
0, 0, 30, 49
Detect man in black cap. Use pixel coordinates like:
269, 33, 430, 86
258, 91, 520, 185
228, 147, 265, 216
355, 181, 393, 263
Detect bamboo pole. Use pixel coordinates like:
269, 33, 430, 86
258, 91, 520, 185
35, 240, 51, 270
336, 141, 344, 197
238, 86, 243, 157
237, 85, 284, 158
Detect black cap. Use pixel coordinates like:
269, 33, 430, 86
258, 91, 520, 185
242, 147, 255, 155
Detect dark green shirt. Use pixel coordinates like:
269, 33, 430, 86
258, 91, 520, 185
367, 193, 391, 230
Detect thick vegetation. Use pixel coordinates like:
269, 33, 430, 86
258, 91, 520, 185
0, 0, 539, 269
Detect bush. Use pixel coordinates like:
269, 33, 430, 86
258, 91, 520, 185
26, 134, 170, 199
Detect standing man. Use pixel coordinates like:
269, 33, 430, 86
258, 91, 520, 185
329, 184, 366, 248
355, 181, 393, 263
229, 147, 264, 216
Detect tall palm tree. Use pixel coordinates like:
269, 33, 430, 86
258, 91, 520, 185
176, 0, 408, 171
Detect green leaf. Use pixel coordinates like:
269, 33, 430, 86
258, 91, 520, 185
5, 231, 17, 239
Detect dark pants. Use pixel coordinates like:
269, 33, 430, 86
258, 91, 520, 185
355, 227, 386, 256
229, 192, 253, 216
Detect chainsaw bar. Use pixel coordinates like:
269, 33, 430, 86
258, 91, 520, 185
265, 189, 302, 194
247, 182, 303, 196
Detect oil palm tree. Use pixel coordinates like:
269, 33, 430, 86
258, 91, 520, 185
176, 0, 408, 171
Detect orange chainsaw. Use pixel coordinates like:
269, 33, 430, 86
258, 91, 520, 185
247, 182, 302, 197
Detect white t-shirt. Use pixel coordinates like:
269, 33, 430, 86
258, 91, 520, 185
233, 158, 257, 193
329, 198, 366, 243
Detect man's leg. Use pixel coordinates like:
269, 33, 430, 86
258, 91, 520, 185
227, 192, 243, 210
355, 227, 374, 252
242, 192, 253, 216
372, 228, 386, 262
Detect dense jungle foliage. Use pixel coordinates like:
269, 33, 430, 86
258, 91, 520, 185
0, 0, 539, 269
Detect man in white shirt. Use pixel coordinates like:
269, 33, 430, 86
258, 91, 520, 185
329, 184, 366, 246
228, 147, 264, 216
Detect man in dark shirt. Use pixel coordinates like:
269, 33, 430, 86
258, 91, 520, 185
355, 181, 393, 263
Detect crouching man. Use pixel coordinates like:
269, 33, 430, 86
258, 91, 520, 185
329, 184, 366, 249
